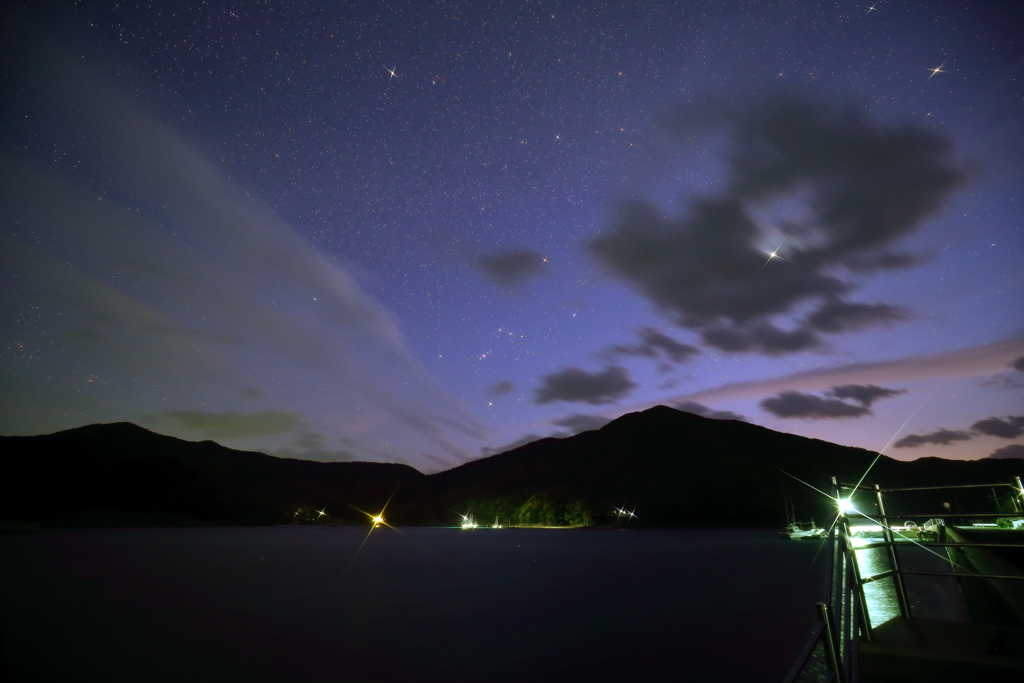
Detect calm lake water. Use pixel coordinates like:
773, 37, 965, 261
2, 527, 827, 682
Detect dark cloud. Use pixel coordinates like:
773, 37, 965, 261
979, 374, 1024, 390
761, 391, 870, 419
591, 94, 965, 355
673, 400, 745, 421
489, 381, 515, 396
534, 366, 636, 405
971, 415, 1024, 439
552, 413, 612, 434
894, 429, 973, 449
988, 444, 1024, 460
700, 323, 819, 355
807, 299, 910, 333
477, 249, 546, 287
984, 357, 1024, 389
827, 384, 906, 407
603, 326, 700, 364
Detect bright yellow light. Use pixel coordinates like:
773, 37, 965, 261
372, 515, 384, 525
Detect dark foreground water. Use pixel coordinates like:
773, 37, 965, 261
1, 527, 827, 683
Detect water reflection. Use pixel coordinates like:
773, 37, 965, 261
851, 534, 970, 628
852, 537, 901, 627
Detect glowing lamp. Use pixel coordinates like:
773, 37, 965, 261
372, 515, 384, 525
838, 498, 857, 515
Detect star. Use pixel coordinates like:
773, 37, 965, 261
386, 65, 398, 83
925, 55, 951, 82
758, 242, 793, 272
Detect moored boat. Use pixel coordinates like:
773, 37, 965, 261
780, 521, 827, 540
780, 494, 826, 539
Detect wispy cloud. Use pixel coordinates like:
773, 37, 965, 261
477, 249, 546, 287
489, 381, 515, 396
480, 433, 547, 457
0, 50, 483, 464
826, 384, 907, 407
681, 337, 1024, 405
152, 410, 303, 440
601, 326, 700, 365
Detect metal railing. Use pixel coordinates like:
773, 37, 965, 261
782, 476, 1024, 683
782, 477, 869, 683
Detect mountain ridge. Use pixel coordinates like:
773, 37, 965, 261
2, 406, 1021, 527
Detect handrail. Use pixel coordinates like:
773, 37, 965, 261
837, 481, 1017, 494
782, 475, 1024, 682
879, 483, 1018, 493
782, 526, 849, 683
783, 478, 870, 683
846, 512, 1018, 519
858, 541, 1024, 550
780, 621, 826, 683
890, 570, 1024, 581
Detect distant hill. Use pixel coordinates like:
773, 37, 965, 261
406, 405, 1024, 527
2, 407, 1021, 528
0, 422, 423, 526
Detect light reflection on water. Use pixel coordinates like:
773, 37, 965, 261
852, 537, 901, 628
850, 534, 970, 628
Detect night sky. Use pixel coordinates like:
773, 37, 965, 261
2, 1, 1023, 472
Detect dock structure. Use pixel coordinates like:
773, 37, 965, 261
784, 478, 1024, 683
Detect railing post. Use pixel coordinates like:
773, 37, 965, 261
817, 602, 845, 683
875, 483, 910, 618
839, 512, 872, 642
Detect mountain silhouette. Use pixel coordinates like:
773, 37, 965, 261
411, 405, 1024, 527
2, 407, 1021, 527
0, 422, 422, 526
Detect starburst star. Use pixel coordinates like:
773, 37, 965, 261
386, 65, 398, 82
925, 55, 951, 82
758, 242, 792, 272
